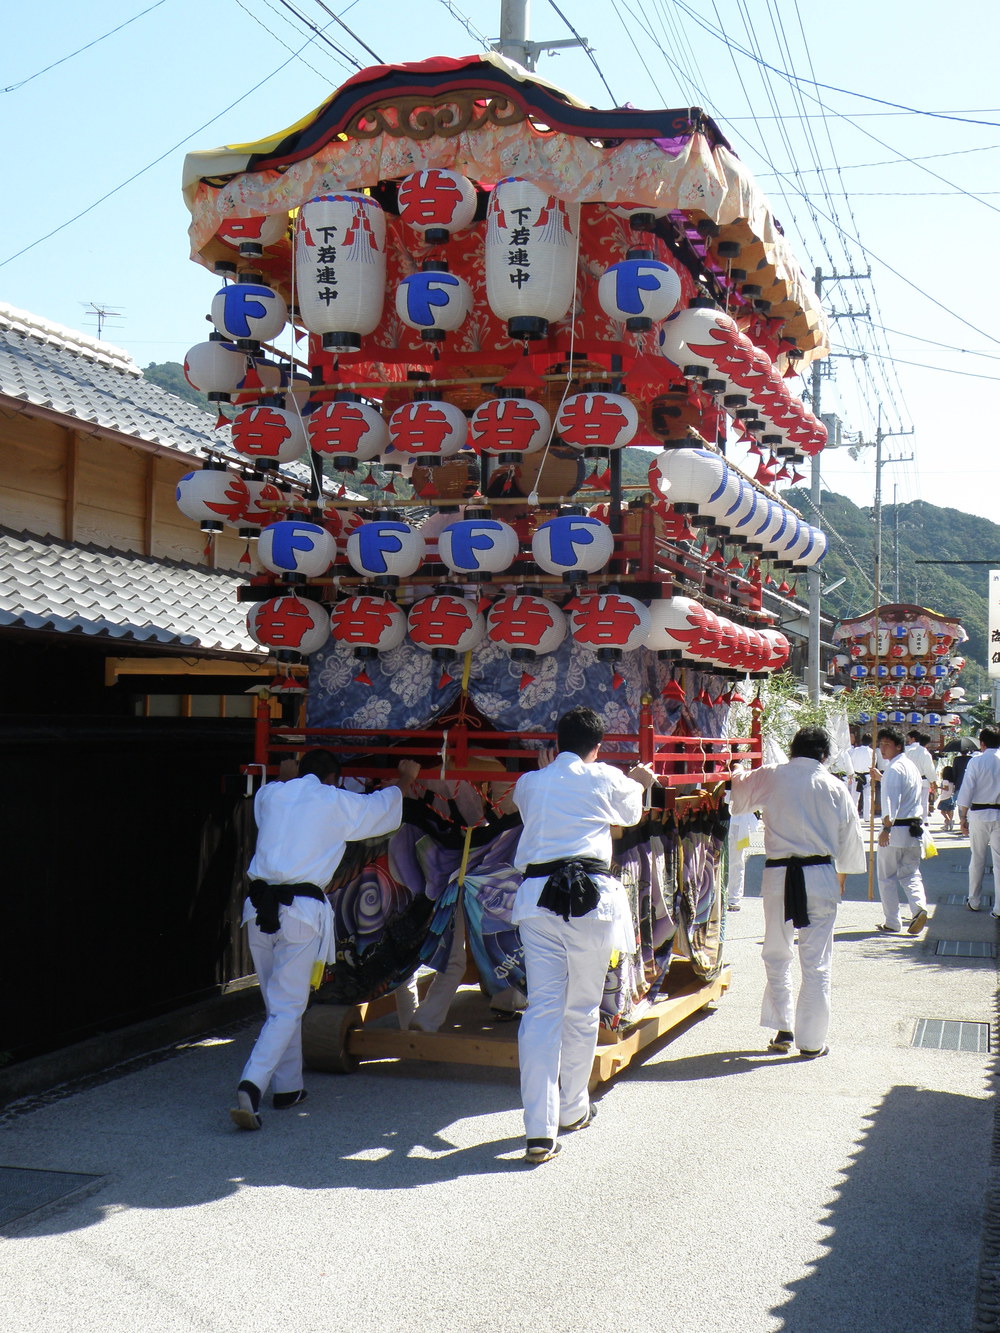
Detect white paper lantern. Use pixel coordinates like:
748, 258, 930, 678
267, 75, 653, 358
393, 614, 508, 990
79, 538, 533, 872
485, 178, 579, 339
569, 593, 649, 655
758, 627, 791, 670
658, 305, 753, 384
396, 169, 478, 242
183, 338, 247, 402
233, 358, 284, 406
247, 594, 330, 657
396, 267, 472, 341
239, 477, 286, 534
329, 596, 407, 654
487, 595, 567, 658
555, 392, 638, 453
295, 192, 386, 351
532, 514, 615, 577
216, 213, 288, 256
652, 448, 727, 517
644, 596, 708, 657
175, 468, 249, 532
231, 404, 307, 465
346, 520, 424, 583
210, 281, 287, 351
438, 518, 519, 576
598, 253, 681, 330
470, 397, 550, 458
258, 521, 336, 578
306, 398, 388, 462
907, 625, 931, 657
610, 203, 670, 229
796, 527, 827, 568
408, 595, 486, 655
388, 399, 467, 459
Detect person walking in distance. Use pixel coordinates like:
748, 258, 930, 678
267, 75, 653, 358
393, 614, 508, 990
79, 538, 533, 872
905, 729, 937, 819
956, 728, 1000, 915
512, 707, 655, 1163
875, 727, 929, 936
731, 727, 866, 1059
231, 749, 419, 1130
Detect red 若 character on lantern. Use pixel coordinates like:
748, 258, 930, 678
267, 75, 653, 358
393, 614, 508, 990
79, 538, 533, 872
472, 399, 545, 452
572, 597, 642, 645
309, 403, 373, 453
409, 598, 475, 646
391, 402, 458, 455
557, 395, 631, 448
233, 406, 293, 457
255, 599, 320, 648
330, 599, 399, 644
397, 172, 468, 226
488, 598, 556, 648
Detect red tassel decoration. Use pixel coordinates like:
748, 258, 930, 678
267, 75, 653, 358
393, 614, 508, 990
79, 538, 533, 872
354, 670, 373, 687
438, 669, 453, 689
519, 671, 535, 691
239, 541, 252, 567
612, 669, 626, 690
215, 411, 230, 430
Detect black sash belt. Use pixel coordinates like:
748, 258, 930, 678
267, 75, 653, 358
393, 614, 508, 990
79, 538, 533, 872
893, 818, 924, 838
524, 857, 610, 923
764, 855, 832, 929
248, 880, 327, 934
970, 803, 1000, 811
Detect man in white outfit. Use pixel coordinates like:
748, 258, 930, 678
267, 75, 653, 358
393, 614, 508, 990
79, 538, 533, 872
731, 726, 866, 1059
875, 727, 929, 936
957, 728, 1000, 916
847, 727, 876, 822
512, 706, 653, 1163
231, 749, 419, 1130
905, 729, 938, 819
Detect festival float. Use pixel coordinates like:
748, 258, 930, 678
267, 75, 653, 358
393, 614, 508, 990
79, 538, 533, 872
178, 54, 831, 1082
831, 603, 968, 745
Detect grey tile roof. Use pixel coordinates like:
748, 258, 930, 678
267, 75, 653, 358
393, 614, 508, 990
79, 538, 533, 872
0, 303, 222, 460
0, 528, 261, 657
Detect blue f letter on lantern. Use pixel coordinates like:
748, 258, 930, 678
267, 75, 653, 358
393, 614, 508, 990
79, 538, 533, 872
400, 271, 461, 327
270, 522, 323, 571
218, 284, 276, 339
606, 260, 673, 316
358, 522, 408, 575
445, 520, 503, 570
542, 515, 599, 568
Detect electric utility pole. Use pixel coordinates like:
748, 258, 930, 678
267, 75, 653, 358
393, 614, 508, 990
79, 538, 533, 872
493, 0, 586, 71
806, 266, 868, 702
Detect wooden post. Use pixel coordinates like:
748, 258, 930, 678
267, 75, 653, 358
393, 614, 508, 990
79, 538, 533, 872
65, 428, 78, 542
254, 696, 271, 768
639, 693, 654, 766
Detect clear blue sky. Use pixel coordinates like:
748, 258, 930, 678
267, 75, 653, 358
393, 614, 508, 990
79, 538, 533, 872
4, 0, 999, 558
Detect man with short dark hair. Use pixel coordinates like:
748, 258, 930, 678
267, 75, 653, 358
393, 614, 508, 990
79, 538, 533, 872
731, 726, 866, 1059
511, 706, 654, 1163
231, 749, 419, 1130
875, 727, 928, 935
905, 729, 937, 817
957, 728, 1000, 915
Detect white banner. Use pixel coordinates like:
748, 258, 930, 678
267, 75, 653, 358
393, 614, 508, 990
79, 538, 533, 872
990, 569, 1000, 678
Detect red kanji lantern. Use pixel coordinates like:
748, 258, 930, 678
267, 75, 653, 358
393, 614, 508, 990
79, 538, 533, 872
175, 466, 249, 532
658, 303, 753, 386
306, 397, 388, 463
643, 596, 708, 659
758, 627, 791, 671
396, 169, 477, 243
216, 213, 288, 257
470, 396, 550, 461
231, 404, 307, 466
555, 392, 638, 455
487, 594, 567, 660
183, 337, 247, 402
295, 193, 386, 352
484, 178, 578, 340
329, 596, 407, 655
257, 521, 336, 578
388, 398, 467, 460
569, 593, 649, 658
239, 477, 286, 535
247, 595, 330, 658
408, 595, 485, 657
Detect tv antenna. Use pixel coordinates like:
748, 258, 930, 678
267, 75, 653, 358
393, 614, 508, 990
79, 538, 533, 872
81, 302, 124, 340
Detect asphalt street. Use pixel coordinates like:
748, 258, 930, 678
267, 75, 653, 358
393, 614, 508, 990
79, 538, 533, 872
1, 830, 996, 1333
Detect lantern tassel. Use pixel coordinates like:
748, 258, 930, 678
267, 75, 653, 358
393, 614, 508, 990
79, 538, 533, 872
438, 669, 453, 689
354, 669, 373, 686
239, 541, 252, 567
215, 411, 230, 430
611, 669, 626, 691
519, 670, 535, 691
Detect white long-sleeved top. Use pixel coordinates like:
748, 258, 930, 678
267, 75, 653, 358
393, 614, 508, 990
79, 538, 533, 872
879, 751, 924, 847
511, 752, 644, 948
247, 773, 403, 888
905, 742, 937, 786
730, 756, 867, 876
957, 748, 1000, 821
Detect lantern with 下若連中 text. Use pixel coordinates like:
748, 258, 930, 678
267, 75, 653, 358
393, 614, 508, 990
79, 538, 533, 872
484, 178, 578, 340
295, 193, 386, 352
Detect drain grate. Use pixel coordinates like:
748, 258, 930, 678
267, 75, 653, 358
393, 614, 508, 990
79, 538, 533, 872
0, 1166, 103, 1232
940, 893, 994, 908
912, 1019, 991, 1052
935, 939, 997, 958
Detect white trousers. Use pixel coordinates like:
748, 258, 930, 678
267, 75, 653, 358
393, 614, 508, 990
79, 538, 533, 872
727, 827, 748, 907
242, 909, 319, 1096
968, 819, 1000, 909
759, 869, 838, 1053
396, 911, 469, 1033
877, 844, 927, 929
517, 911, 614, 1141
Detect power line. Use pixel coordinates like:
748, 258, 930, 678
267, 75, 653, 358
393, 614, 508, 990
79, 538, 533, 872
307, 0, 384, 63
756, 142, 1000, 176
0, 26, 341, 270
546, 0, 618, 106
434, 0, 493, 50
831, 350, 1000, 383
272, 0, 364, 69
232, 0, 342, 78
867, 324, 1000, 363
3, 0, 170, 93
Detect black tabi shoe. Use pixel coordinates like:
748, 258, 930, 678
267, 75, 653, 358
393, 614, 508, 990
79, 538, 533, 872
272, 1090, 308, 1110
230, 1080, 262, 1131
523, 1139, 562, 1164
767, 1030, 794, 1054
560, 1104, 598, 1133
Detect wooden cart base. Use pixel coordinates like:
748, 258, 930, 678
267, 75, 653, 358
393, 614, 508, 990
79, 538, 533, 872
302, 963, 731, 1091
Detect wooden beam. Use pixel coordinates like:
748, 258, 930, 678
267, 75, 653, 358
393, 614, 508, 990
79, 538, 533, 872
65, 428, 78, 542
104, 655, 272, 685
144, 454, 156, 557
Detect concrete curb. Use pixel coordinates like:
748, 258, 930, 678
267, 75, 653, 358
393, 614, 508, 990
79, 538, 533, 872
0, 983, 262, 1111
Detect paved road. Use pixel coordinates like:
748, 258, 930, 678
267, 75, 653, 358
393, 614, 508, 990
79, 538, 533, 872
1, 832, 995, 1333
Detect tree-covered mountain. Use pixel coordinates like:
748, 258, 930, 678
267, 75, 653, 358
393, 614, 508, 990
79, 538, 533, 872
785, 487, 995, 699
142, 360, 210, 411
